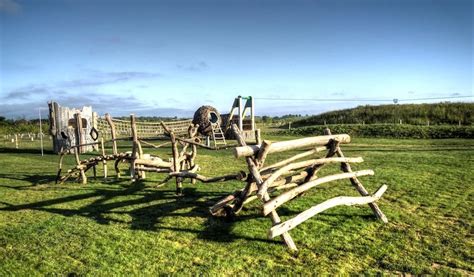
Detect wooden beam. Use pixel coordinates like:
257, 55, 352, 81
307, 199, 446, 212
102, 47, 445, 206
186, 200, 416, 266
234, 134, 351, 158
268, 185, 387, 238
105, 113, 118, 155
263, 170, 375, 216
257, 157, 364, 199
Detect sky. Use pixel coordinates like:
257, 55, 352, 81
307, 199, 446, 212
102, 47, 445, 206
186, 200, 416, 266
0, 0, 472, 119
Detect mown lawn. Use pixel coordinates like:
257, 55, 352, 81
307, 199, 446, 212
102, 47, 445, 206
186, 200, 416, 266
0, 136, 472, 275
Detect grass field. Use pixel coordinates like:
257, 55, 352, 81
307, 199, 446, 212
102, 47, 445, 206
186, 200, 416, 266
0, 136, 473, 275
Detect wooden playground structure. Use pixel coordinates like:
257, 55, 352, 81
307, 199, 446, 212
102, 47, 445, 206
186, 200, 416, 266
210, 125, 388, 250
51, 98, 388, 250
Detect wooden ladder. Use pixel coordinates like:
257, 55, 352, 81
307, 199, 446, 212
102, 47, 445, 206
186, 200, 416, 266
211, 122, 227, 147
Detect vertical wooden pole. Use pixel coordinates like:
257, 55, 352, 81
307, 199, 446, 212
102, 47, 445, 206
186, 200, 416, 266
238, 96, 243, 131
130, 114, 145, 180
14, 134, 18, 149
105, 113, 118, 155
188, 125, 198, 185
101, 137, 107, 179
74, 148, 87, 184
92, 112, 98, 151
255, 129, 262, 145
74, 113, 84, 154
170, 132, 182, 195
250, 96, 255, 131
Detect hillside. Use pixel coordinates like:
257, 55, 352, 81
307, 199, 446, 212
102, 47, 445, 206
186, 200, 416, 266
292, 102, 473, 127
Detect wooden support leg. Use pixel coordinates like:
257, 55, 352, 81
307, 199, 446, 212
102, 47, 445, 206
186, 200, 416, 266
336, 147, 388, 223
74, 150, 87, 184
232, 124, 297, 251
170, 133, 183, 195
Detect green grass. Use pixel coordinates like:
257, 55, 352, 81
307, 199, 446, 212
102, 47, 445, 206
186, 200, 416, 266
0, 137, 473, 275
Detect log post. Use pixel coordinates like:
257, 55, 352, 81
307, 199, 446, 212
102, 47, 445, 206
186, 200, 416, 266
101, 137, 107, 179
105, 113, 118, 155
170, 132, 183, 195
74, 148, 87, 184
188, 125, 199, 185
255, 129, 262, 145
232, 124, 297, 251
74, 113, 84, 153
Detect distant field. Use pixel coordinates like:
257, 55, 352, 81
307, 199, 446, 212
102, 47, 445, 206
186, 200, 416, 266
0, 136, 473, 275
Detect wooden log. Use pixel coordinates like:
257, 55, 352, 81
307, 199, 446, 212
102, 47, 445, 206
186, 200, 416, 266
336, 147, 388, 223
139, 140, 170, 149
101, 138, 107, 179
134, 158, 172, 168
234, 134, 351, 158
231, 124, 297, 251
188, 125, 199, 184
260, 146, 327, 172
170, 132, 183, 195
257, 157, 364, 199
105, 113, 118, 155
263, 170, 375, 216
231, 140, 272, 214
74, 148, 87, 184
268, 185, 388, 238
135, 167, 171, 173
255, 129, 262, 145
130, 114, 138, 180
256, 140, 272, 168
74, 113, 84, 153
209, 190, 242, 216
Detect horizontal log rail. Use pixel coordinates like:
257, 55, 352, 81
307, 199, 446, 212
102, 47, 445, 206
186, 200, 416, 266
268, 185, 387, 238
233, 134, 351, 158
263, 170, 375, 216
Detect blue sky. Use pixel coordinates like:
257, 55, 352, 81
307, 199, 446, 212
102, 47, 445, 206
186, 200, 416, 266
0, 0, 472, 118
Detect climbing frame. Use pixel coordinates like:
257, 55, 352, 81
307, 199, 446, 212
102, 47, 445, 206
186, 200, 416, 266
211, 125, 388, 251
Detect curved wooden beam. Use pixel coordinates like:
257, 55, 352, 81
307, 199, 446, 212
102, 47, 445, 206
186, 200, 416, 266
263, 170, 375, 216
257, 157, 364, 199
268, 185, 387, 238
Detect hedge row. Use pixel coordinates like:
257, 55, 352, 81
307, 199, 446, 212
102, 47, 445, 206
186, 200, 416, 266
274, 124, 474, 139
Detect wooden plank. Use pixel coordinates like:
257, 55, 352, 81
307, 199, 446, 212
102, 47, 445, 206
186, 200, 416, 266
263, 170, 375, 216
234, 134, 351, 158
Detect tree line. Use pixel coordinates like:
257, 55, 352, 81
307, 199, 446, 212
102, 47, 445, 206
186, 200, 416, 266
291, 102, 473, 127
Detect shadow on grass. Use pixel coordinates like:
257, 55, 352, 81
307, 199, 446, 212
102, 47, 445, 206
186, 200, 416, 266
0, 179, 282, 245
0, 147, 55, 155
0, 173, 58, 186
